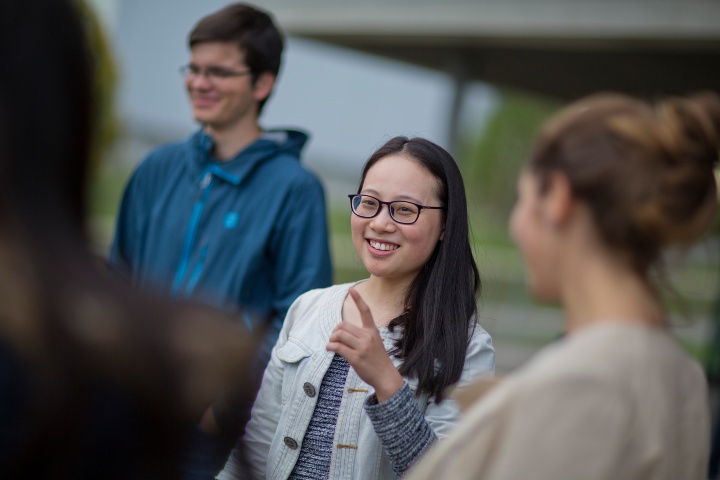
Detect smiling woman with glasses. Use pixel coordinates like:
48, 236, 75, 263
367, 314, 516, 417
218, 136, 495, 480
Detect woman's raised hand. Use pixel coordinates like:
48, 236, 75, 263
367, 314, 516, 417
327, 288, 404, 402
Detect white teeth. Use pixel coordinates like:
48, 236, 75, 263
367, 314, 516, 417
369, 240, 398, 251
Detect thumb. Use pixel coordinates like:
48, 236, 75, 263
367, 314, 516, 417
349, 288, 376, 329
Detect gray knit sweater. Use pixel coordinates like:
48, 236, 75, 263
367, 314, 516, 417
289, 354, 437, 478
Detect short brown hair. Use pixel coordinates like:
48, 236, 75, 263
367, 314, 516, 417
188, 3, 284, 114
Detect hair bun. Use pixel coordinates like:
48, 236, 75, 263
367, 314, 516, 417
644, 91, 720, 247
531, 91, 719, 271
656, 91, 720, 170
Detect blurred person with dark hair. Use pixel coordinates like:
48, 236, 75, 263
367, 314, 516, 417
218, 137, 495, 480
405, 92, 719, 480
0, 0, 257, 478
108, 3, 333, 477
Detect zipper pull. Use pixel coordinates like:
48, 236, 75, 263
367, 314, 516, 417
200, 172, 212, 189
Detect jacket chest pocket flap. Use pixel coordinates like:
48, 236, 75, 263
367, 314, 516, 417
276, 340, 311, 405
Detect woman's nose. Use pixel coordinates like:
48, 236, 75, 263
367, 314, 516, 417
369, 205, 396, 231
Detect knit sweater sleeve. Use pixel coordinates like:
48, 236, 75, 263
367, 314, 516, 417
364, 382, 437, 477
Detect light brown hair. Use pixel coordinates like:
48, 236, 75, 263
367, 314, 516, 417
529, 91, 719, 272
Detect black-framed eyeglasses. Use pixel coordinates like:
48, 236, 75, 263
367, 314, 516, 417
348, 194, 446, 225
179, 64, 253, 82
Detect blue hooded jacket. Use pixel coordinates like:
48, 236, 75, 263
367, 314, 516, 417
109, 129, 333, 339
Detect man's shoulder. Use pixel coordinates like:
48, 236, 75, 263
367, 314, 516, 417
142, 136, 194, 166
130, 136, 195, 181
256, 151, 323, 191
255, 130, 312, 171
121, 136, 196, 198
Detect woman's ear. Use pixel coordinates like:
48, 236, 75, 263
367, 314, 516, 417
544, 171, 574, 226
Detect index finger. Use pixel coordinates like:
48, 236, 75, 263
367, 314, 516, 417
349, 288, 376, 330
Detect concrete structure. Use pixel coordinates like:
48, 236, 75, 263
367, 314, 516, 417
262, 0, 720, 99
258, 0, 720, 153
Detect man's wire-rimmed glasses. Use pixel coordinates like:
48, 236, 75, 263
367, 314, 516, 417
348, 194, 446, 225
179, 64, 253, 82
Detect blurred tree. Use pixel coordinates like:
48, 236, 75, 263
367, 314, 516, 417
75, 0, 120, 181
73, 0, 122, 248
460, 89, 560, 228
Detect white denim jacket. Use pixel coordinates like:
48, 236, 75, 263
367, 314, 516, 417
217, 282, 495, 480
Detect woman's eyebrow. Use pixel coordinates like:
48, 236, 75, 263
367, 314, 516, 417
360, 188, 424, 203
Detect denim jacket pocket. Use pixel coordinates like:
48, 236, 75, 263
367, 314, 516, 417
277, 340, 311, 405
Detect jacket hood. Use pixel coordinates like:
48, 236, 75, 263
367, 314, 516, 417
191, 128, 309, 185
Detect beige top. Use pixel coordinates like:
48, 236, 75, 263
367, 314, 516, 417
405, 322, 710, 480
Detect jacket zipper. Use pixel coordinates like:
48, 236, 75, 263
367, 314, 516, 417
184, 242, 208, 296
172, 171, 213, 297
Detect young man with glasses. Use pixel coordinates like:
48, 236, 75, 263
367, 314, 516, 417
109, 3, 332, 477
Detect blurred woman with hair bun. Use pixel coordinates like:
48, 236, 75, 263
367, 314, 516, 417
406, 91, 720, 480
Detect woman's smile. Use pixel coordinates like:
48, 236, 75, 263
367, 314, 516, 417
367, 239, 399, 253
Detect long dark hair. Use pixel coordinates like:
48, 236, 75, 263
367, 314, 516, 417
0, 0, 91, 244
0, 1, 256, 477
358, 137, 481, 402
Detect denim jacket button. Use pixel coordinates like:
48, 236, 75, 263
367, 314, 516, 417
284, 436, 299, 449
303, 382, 316, 397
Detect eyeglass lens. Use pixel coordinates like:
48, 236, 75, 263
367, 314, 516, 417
351, 195, 420, 224
181, 65, 250, 80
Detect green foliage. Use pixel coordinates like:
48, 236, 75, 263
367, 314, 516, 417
74, 0, 121, 239
86, 163, 132, 252
75, 0, 120, 167
460, 89, 561, 226
327, 207, 367, 284
88, 163, 132, 218
73, 0, 123, 249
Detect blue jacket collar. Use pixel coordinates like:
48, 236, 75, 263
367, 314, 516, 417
191, 128, 309, 184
